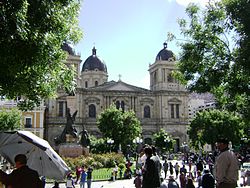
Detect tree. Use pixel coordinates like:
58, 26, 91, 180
171, 0, 250, 132
0, 109, 23, 131
188, 109, 244, 149
97, 105, 142, 152
0, 0, 82, 108
153, 129, 175, 153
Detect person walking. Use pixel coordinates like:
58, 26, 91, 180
169, 162, 174, 176
163, 159, 168, 179
75, 166, 82, 184
174, 162, 180, 179
196, 170, 202, 188
152, 146, 162, 180
86, 167, 93, 188
215, 138, 239, 188
0, 154, 43, 188
201, 169, 215, 188
66, 174, 75, 188
52, 181, 60, 188
79, 167, 87, 188
186, 178, 195, 188
142, 146, 161, 188
179, 172, 187, 188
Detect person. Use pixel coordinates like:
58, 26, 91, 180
79, 167, 87, 188
163, 159, 168, 179
0, 154, 43, 188
75, 166, 82, 184
196, 160, 204, 174
201, 169, 215, 188
151, 146, 162, 181
66, 174, 75, 188
186, 178, 195, 188
169, 162, 174, 176
159, 177, 168, 188
196, 170, 202, 188
180, 164, 187, 176
142, 146, 161, 188
214, 138, 239, 188
41, 176, 46, 188
174, 162, 180, 179
86, 167, 93, 188
134, 173, 142, 188
179, 172, 187, 188
168, 175, 180, 188
52, 181, 60, 188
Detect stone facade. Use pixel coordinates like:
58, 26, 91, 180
45, 43, 189, 150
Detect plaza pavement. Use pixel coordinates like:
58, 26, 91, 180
45, 159, 249, 188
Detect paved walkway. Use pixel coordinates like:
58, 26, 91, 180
46, 178, 134, 188
45, 159, 250, 188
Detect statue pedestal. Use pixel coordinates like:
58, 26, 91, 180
58, 134, 90, 157
59, 143, 83, 158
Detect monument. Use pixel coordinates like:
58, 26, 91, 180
54, 108, 90, 157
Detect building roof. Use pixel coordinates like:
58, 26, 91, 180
81, 47, 107, 72
155, 42, 175, 61
80, 80, 150, 93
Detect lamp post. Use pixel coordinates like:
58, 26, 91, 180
107, 138, 114, 153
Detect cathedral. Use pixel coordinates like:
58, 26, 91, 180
45, 42, 189, 150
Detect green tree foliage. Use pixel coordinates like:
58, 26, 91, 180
0, 0, 82, 107
173, 0, 250, 126
0, 109, 23, 131
97, 105, 142, 152
188, 109, 244, 149
153, 129, 175, 153
89, 136, 109, 154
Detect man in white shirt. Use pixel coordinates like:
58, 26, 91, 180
215, 138, 239, 188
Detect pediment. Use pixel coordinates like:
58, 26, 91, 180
106, 81, 147, 92
168, 97, 182, 104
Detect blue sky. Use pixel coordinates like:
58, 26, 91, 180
75, 0, 209, 89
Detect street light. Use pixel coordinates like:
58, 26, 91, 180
133, 137, 143, 145
107, 138, 114, 153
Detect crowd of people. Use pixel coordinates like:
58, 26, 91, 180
0, 137, 249, 188
132, 137, 249, 188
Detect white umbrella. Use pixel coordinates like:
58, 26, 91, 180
0, 131, 71, 180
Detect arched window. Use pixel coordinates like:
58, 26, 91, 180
85, 81, 88, 88
89, 104, 96, 118
116, 101, 120, 109
121, 101, 125, 112
144, 105, 151, 118
95, 81, 98, 86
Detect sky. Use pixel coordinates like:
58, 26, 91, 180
75, 0, 210, 89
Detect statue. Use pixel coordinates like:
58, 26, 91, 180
79, 128, 90, 147
54, 108, 78, 145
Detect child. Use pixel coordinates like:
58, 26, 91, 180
66, 174, 75, 188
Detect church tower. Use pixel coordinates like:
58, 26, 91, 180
149, 42, 185, 92
80, 47, 108, 88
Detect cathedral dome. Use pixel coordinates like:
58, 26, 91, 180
156, 42, 175, 61
82, 47, 107, 72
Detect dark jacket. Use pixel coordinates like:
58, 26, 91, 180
201, 172, 215, 188
142, 157, 161, 188
0, 165, 42, 188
